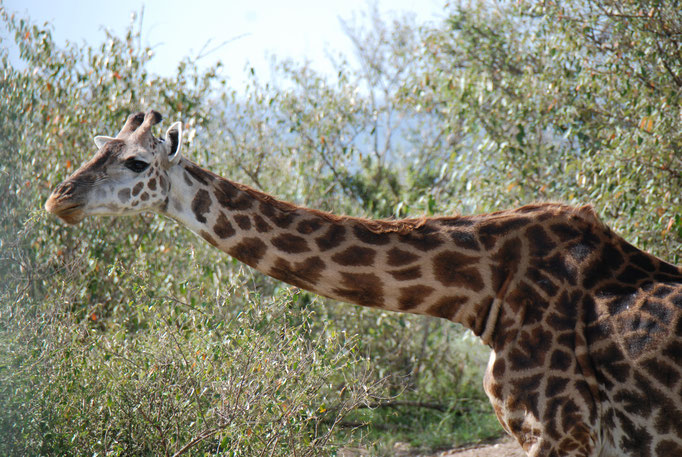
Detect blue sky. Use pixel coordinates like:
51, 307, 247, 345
4, 0, 446, 88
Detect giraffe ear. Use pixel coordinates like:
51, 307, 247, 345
94, 135, 116, 149
165, 121, 183, 165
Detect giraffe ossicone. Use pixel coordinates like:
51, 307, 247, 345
46, 110, 682, 457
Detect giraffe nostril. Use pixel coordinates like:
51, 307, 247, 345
46, 180, 79, 212
46, 179, 86, 223
54, 181, 76, 197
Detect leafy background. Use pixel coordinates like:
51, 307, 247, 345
1, 1, 680, 455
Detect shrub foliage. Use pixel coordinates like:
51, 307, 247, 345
1, 1, 680, 455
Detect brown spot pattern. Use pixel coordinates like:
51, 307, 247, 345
428, 296, 469, 320
353, 224, 390, 245
185, 163, 214, 185
191, 189, 211, 223
297, 218, 323, 234
132, 182, 144, 196
331, 246, 376, 266
550, 222, 581, 241
491, 237, 522, 291
261, 202, 295, 228
387, 247, 419, 267
478, 217, 531, 249
315, 225, 346, 251
398, 285, 434, 310
269, 256, 326, 289
526, 224, 556, 257
388, 266, 421, 281
213, 213, 236, 239
472, 296, 495, 336
271, 233, 310, 254
228, 237, 267, 267
399, 227, 444, 251
492, 358, 505, 377
332, 272, 384, 307
200, 230, 218, 247
450, 230, 481, 251
234, 215, 251, 230
433, 250, 484, 291
214, 180, 252, 210
253, 215, 272, 233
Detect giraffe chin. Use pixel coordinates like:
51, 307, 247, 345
45, 200, 86, 225
56, 210, 86, 225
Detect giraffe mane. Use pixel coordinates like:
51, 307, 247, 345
182, 159, 434, 236
236, 181, 429, 235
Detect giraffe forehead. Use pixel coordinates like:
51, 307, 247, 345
80, 141, 124, 171
120, 144, 157, 161
108, 133, 164, 160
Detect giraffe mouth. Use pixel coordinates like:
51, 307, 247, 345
45, 197, 86, 225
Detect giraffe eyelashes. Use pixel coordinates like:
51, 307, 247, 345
124, 158, 150, 173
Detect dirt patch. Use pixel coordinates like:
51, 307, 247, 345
437, 438, 525, 457
340, 437, 526, 457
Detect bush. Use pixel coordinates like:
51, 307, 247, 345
1, 267, 374, 456
2, 1, 680, 456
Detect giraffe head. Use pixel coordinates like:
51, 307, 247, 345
45, 110, 182, 224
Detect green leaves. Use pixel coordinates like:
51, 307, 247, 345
418, 1, 681, 257
2, 1, 681, 455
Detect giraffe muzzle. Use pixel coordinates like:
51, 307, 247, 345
45, 181, 86, 225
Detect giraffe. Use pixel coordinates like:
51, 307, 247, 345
45, 110, 682, 457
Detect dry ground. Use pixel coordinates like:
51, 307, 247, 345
439, 438, 525, 457
340, 437, 525, 457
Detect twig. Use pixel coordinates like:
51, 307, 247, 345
171, 427, 222, 457
165, 318, 207, 425
138, 405, 170, 457
194, 33, 250, 62
655, 40, 682, 87
364, 400, 447, 412
412, 318, 433, 383
326, 399, 448, 414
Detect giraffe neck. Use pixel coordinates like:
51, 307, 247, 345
161, 158, 507, 339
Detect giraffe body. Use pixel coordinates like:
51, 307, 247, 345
45, 111, 682, 457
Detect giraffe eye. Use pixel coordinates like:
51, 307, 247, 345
124, 158, 149, 173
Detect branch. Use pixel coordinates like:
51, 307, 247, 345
172, 428, 222, 457
325, 399, 448, 415
363, 400, 447, 412
655, 40, 682, 87
138, 405, 170, 457
194, 33, 250, 62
